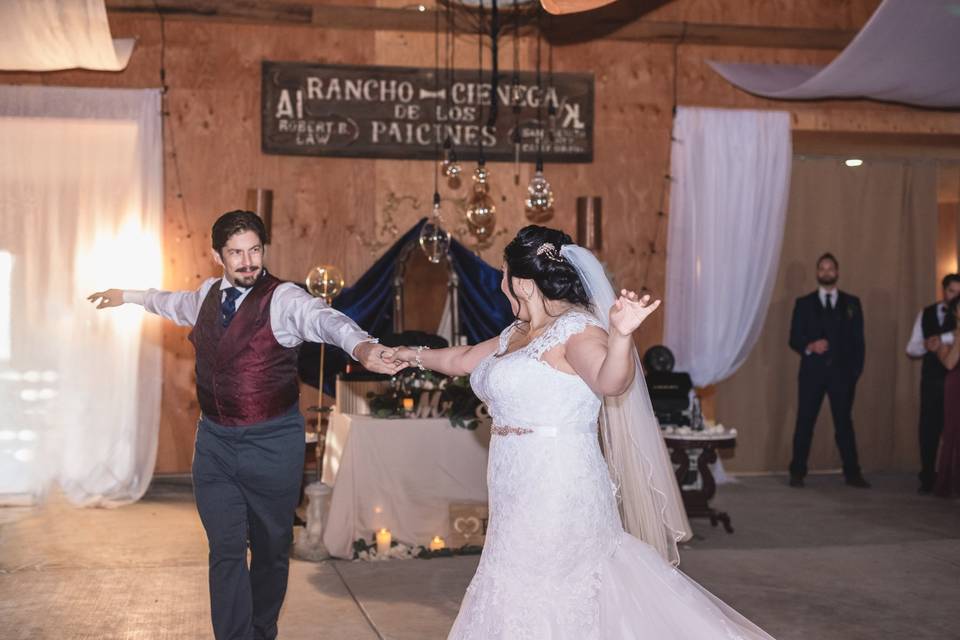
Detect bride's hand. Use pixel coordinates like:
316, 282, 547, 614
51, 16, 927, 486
608, 289, 661, 336
393, 346, 418, 364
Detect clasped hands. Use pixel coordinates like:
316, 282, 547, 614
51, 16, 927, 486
352, 342, 409, 375
806, 339, 830, 355
352, 343, 429, 374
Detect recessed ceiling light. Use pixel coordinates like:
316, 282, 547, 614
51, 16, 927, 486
845, 158, 863, 167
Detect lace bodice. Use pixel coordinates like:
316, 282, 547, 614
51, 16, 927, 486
470, 308, 604, 431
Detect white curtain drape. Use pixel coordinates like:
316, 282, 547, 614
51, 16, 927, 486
663, 107, 791, 387
708, 0, 960, 109
0, 0, 134, 72
0, 85, 163, 506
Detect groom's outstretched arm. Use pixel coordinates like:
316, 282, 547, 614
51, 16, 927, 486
88, 278, 218, 326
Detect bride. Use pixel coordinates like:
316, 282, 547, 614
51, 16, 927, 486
393, 225, 774, 639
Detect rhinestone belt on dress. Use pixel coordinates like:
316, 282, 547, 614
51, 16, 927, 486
490, 425, 534, 436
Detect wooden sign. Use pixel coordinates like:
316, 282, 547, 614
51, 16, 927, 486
448, 502, 489, 548
261, 61, 593, 163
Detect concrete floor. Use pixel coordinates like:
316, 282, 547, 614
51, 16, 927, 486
0, 473, 957, 640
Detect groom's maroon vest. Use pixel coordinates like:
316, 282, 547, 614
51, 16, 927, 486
188, 272, 300, 426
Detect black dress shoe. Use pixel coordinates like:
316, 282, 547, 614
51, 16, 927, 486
845, 475, 871, 489
789, 474, 805, 488
918, 484, 934, 494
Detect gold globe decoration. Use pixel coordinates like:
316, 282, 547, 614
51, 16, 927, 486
304, 263, 346, 419
465, 165, 497, 242
305, 264, 345, 303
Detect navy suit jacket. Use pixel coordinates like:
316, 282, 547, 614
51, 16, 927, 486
788, 290, 865, 380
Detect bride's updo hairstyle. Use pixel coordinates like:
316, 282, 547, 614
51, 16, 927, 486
503, 225, 590, 310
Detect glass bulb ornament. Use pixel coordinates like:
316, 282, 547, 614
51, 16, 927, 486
441, 146, 462, 188
465, 165, 497, 242
524, 169, 555, 222
441, 154, 462, 179
419, 199, 451, 264
305, 264, 345, 302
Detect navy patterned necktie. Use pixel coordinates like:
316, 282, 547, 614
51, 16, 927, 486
221, 287, 243, 327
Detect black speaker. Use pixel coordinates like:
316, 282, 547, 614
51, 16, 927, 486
643, 346, 692, 426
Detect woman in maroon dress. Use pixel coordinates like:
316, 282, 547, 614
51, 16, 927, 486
934, 296, 960, 498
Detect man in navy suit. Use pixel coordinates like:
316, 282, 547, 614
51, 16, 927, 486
788, 253, 870, 488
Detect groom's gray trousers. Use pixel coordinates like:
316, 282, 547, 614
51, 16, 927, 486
192, 405, 305, 640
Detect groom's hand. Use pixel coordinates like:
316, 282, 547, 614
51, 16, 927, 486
807, 339, 829, 355
87, 289, 124, 309
354, 341, 407, 375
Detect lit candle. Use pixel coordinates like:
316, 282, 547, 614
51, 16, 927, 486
402, 397, 414, 412
375, 528, 392, 555
429, 536, 445, 551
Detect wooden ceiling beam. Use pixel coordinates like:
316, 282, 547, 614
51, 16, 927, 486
793, 131, 960, 161
105, 0, 857, 50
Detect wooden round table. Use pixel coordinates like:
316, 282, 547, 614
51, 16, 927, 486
662, 429, 737, 533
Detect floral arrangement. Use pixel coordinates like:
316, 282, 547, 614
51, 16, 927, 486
366, 368, 487, 430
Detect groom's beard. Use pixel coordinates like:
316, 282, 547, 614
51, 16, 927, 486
233, 266, 261, 287
817, 275, 837, 287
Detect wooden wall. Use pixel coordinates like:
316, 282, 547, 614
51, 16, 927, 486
4, 0, 960, 473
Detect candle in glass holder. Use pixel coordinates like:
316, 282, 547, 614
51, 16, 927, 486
375, 528, 392, 555
429, 536, 445, 551
402, 397, 415, 413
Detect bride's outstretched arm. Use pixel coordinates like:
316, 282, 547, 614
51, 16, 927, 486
566, 290, 660, 397
393, 337, 500, 377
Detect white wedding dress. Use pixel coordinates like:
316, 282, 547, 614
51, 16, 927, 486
448, 309, 775, 640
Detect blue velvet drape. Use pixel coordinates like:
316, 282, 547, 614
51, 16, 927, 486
298, 219, 514, 395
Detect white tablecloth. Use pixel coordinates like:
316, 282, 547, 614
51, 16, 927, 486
322, 410, 490, 558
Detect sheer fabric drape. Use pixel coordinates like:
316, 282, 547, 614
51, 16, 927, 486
0, 0, 134, 72
0, 85, 163, 506
664, 107, 792, 388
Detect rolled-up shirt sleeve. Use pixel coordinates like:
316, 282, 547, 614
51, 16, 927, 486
270, 283, 374, 359
905, 310, 956, 357
123, 278, 217, 327
906, 311, 925, 358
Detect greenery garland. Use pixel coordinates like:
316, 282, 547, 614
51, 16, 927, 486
366, 368, 487, 430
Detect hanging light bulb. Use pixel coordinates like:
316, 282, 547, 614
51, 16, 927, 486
465, 162, 497, 242
441, 140, 462, 188
524, 158, 555, 222
419, 193, 451, 264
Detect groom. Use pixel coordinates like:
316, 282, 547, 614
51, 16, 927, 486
89, 210, 402, 640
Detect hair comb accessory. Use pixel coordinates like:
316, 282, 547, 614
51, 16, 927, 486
536, 242, 565, 263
